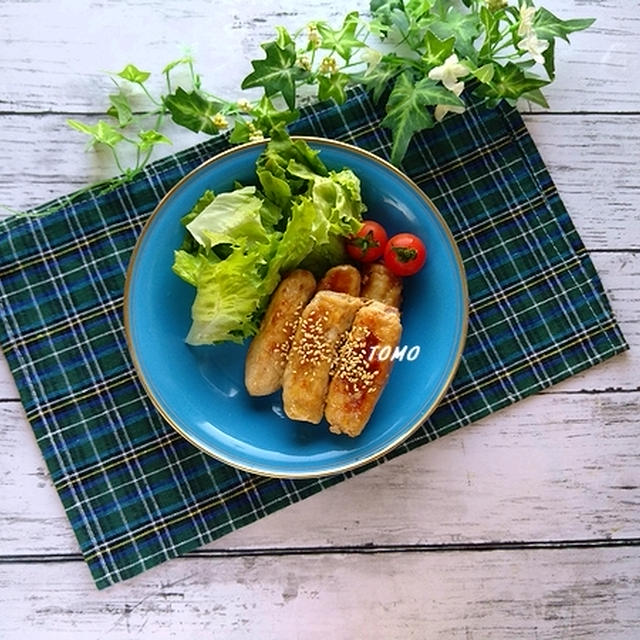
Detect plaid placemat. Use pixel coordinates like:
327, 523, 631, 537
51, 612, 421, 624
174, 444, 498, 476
0, 87, 627, 589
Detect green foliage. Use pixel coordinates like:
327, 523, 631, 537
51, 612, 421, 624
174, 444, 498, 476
382, 72, 463, 164
316, 11, 364, 61
163, 88, 223, 134
241, 29, 307, 109
68, 1, 594, 175
116, 63, 151, 84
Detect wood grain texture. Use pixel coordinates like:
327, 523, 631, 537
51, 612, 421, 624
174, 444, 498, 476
2, 389, 638, 555
1, 0, 639, 217
1, 546, 639, 639
2, 114, 639, 251
0, 0, 349, 113
1, 0, 637, 114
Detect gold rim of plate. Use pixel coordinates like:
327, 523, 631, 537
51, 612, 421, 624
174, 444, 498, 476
123, 136, 469, 479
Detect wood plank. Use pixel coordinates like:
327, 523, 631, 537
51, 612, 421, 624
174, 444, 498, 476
1, 0, 637, 114
524, 115, 640, 251
0, 546, 638, 638
0, 357, 19, 400
525, 0, 640, 113
1, 114, 639, 254
1, 0, 637, 631
1, 390, 638, 555
0, 0, 346, 112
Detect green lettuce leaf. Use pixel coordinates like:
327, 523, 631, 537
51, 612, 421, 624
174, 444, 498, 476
172, 249, 218, 288
172, 125, 366, 345
185, 246, 268, 345
185, 186, 269, 248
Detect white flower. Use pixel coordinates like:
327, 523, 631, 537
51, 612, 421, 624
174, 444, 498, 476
434, 104, 466, 122
360, 47, 382, 71
428, 54, 469, 93
517, 4, 537, 37
433, 80, 466, 123
517, 31, 549, 64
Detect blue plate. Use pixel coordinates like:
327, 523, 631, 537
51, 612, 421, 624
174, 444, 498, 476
124, 138, 468, 477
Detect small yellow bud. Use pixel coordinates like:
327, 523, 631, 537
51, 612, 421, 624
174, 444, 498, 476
211, 113, 229, 130
236, 99, 252, 113
296, 55, 312, 72
307, 23, 321, 48
319, 56, 337, 75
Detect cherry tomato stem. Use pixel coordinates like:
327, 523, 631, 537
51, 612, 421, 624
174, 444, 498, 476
383, 233, 427, 276
346, 220, 388, 263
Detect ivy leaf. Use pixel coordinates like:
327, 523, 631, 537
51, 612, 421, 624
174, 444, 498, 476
274, 26, 295, 49
521, 88, 550, 109
162, 56, 193, 75
422, 31, 455, 66
67, 119, 124, 148
116, 63, 151, 84
404, 0, 436, 20
163, 88, 223, 134
137, 129, 172, 152
316, 11, 364, 61
542, 37, 556, 80
354, 57, 403, 103
534, 8, 595, 43
430, 0, 453, 20
515, 58, 537, 70
474, 62, 549, 103
478, 5, 500, 56
381, 72, 463, 165
241, 34, 306, 110
389, 7, 427, 50
469, 62, 495, 84
251, 94, 299, 133
229, 119, 252, 144
318, 72, 350, 104
369, 0, 403, 36
427, 7, 480, 61
369, 4, 425, 50
106, 92, 133, 127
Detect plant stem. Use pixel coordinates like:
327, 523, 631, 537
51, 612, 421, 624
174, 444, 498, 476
140, 82, 163, 106
110, 147, 125, 174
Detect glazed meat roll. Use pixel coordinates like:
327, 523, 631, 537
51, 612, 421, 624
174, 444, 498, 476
360, 262, 403, 308
244, 269, 316, 396
325, 300, 402, 437
282, 291, 363, 423
316, 264, 361, 296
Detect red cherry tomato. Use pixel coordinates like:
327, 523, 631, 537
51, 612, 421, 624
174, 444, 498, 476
346, 220, 388, 263
383, 233, 427, 276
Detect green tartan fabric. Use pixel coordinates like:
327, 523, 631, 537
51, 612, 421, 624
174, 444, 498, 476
0, 87, 628, 589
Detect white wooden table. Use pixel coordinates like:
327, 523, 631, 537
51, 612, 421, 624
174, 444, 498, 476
1, 1, 639, 637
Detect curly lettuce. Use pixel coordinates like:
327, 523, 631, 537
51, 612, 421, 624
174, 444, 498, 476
172, 124, 366, 345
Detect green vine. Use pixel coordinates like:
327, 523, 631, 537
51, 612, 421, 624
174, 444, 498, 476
66, 0, 593, 176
